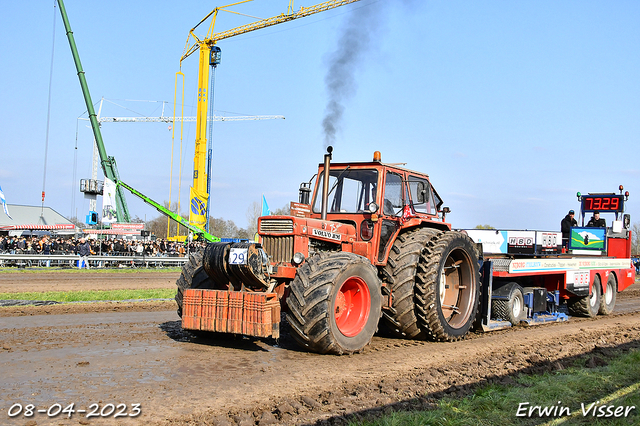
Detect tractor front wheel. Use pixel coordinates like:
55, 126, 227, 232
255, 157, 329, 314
286, 252, 382, 355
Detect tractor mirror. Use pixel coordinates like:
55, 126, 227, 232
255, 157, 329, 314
415, 182, 429, 204
623, 214, 631, 229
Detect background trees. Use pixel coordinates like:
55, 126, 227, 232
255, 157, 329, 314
135, 201, 292, 240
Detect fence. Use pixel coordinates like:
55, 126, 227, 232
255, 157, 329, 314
0, 253, 189, 269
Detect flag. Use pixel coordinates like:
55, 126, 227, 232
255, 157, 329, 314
101, 178, 118, 224
0, 185, 12, 220
189, 187, 209, 229
261, 195, 270, 217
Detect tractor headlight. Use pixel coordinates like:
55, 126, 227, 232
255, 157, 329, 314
292, 252, 306, 265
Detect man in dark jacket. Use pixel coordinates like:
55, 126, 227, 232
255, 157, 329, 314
561, 209, 577, 247
78, 238, 91, 269
587, 211, 607, 228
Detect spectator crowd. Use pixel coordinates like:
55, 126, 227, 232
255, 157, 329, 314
0, 235, 206, 257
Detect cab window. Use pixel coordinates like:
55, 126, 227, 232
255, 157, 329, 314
383, 172, 403, 216
312, 169, 378, 213
408, 176, 434, 215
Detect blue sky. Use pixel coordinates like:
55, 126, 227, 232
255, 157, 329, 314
0, 0, 638, 232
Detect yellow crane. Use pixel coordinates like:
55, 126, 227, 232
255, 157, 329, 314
178, 0, 360, 231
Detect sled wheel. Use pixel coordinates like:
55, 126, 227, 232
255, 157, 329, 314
491, 283, 526, 325
568, 274, 602, 318
598, 274, 617, 315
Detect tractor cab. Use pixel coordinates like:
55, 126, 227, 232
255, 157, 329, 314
299, 147, 450, 265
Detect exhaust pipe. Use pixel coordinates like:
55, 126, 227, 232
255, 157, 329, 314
320, 146, 333, 220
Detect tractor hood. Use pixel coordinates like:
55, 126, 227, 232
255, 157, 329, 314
258, 215, 357, 244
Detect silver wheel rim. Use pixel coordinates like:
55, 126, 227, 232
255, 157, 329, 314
438, 248, 475, 328
512, 294, 522, 318
604, 281, 613, 305
589, 288, 598, 307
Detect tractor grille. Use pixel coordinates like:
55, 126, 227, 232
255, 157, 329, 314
262, 235, 294, 263
260, 219, 294, 234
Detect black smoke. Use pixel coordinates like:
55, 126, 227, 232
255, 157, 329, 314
322, 2, 384, 148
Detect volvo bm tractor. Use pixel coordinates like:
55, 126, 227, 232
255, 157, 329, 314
176, 147, 480, 354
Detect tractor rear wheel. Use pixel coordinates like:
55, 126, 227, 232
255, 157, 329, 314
175, 249, 214, 318
599, 274, 617, 315
415, 231, 480, 341
379, 228, 440, 339
568, 275, 601, 318
286, 252, 382, 355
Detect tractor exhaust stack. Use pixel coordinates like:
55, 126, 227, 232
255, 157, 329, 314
321, 146, 333, 220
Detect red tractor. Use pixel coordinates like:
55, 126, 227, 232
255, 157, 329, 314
176, 147, 480, 354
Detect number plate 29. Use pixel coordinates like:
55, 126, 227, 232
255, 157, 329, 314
229, 248, 248, 265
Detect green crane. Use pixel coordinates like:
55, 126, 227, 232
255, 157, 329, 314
57, 0, 219, 242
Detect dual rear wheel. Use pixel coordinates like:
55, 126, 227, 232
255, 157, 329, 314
568, 273, 617, 318
599, 274, 617, 315
381, 230, 480, 342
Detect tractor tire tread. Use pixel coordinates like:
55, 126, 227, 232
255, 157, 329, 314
379, 227, 442, 339
175, 249, 214, 318
286, 252, 381, 355
414, 231, 480, 342
568, 276, 601, 318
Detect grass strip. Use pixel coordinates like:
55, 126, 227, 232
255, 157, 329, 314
352, 348, 640, 426
0, 288, 176, 302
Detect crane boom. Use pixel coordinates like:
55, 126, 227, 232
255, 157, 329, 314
58, 0, 218, 242
57, 0, 131, 223
181, 0, 361, 63
116, 181, 220, 243
212, 0, 361, 42
181, 0, 360, 231
95, 115, 285, 123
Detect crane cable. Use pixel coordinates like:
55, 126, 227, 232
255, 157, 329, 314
72, 118, 79, 220
169, 72, 186, 239
42, 0, 57, 218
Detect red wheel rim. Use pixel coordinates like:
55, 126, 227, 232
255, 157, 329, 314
334, 276, 370, 337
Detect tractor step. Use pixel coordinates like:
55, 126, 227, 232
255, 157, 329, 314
182, 289, 280, 339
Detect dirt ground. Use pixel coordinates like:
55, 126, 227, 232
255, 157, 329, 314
0, 271, 639, 426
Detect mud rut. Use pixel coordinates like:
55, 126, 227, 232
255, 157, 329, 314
0, 273, 639, 426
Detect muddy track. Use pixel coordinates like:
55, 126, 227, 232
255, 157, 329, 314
0, 273, 638, 426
